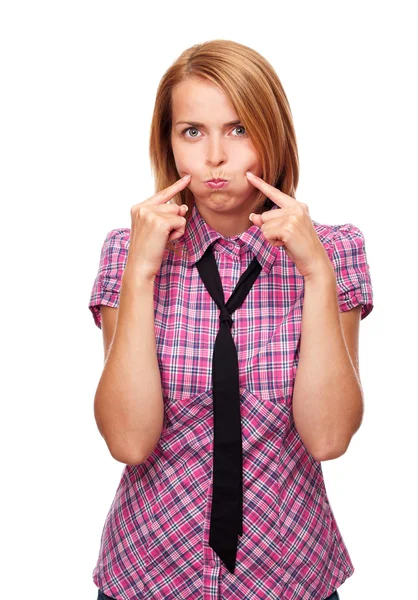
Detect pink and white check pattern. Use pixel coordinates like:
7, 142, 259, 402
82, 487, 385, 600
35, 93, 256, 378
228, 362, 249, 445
88, 203, 374, 599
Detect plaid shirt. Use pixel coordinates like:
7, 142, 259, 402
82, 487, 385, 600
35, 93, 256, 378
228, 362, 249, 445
88, 203, 374, 600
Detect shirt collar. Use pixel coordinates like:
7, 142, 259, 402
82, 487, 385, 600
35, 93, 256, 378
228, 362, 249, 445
179, 203, 280, 274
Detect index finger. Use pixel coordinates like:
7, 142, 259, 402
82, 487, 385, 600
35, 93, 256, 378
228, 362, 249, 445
147, 174, 192, 205
246, 172, 294, 208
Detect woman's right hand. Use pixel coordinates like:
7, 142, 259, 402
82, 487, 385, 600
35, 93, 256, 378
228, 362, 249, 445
125, 174, 192, 280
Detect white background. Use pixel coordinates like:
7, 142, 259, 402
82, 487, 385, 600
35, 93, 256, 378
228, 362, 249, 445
1, 1, 416, 598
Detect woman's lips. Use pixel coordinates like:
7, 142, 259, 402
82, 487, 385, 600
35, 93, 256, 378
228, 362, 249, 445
205, 180, 229, 189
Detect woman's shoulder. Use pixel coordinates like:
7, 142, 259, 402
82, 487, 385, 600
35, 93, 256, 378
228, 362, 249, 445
311, 219, 366, 251
102, 227, 131, 250
98, 227, 131, 268
311, 219, 373, 319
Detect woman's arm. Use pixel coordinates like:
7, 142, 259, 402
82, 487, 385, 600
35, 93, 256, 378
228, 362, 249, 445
94, 270, 164, 465
292, 268, 363, 461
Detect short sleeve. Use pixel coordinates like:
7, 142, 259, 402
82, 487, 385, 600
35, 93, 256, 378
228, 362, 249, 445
88, 228, 130, 329
330, 223, 374, 320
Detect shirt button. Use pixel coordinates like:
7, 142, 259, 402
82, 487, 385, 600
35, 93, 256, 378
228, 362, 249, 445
209, 559, 216, 567
228, 243, 234, 250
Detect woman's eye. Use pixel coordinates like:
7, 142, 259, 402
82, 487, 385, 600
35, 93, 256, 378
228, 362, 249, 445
181, 127, 201, 138
233, 125, 246, 136
181, 125, 246, 138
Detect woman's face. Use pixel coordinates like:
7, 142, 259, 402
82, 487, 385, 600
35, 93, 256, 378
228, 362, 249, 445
170, 77, 264, 235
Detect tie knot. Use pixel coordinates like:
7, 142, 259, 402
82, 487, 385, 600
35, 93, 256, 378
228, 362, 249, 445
219, 308, 233, 328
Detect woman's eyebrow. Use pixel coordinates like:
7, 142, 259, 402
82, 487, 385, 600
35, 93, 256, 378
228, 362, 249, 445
175, 119, 242, 127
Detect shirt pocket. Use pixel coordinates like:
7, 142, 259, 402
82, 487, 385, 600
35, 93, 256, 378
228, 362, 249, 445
245, 317, 302, 407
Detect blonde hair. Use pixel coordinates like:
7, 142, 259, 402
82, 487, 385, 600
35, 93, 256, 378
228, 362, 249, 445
149, 39, 300, 257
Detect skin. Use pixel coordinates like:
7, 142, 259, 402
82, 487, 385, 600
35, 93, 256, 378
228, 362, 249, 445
170, 77, 267, 238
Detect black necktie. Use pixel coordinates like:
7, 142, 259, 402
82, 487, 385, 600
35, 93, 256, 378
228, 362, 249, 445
195, 243, 262, 575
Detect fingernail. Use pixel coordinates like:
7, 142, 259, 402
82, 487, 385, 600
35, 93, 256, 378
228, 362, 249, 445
183, 204, 188, 211
182, 173, 191, 179
246, 171, 255, 177
249, 213, 254, 221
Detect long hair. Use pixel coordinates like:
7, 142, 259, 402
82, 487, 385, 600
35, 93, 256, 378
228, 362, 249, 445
149, 39, 299, 257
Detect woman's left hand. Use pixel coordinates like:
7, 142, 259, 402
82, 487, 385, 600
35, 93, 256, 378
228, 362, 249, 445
246, 171, 333, 280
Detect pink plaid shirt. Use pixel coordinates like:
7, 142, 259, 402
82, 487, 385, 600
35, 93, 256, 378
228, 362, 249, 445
88, 203, 374, 600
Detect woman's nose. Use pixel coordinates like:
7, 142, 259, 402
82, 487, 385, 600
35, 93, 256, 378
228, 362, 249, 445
206, 137, 228, 164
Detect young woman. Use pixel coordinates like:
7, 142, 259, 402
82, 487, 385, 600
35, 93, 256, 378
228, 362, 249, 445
89, 39, 374, 600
